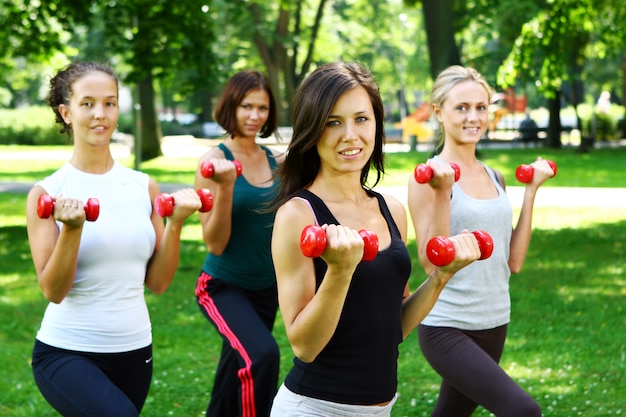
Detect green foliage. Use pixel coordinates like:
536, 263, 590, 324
0, 107, 68, 145
583, 112, 617, 141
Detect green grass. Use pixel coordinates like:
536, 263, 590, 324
1, 145, 626, 416
2, 144, 626, 188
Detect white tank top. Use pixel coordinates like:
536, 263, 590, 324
35, 162, 156, 352
422, 159, 513, 330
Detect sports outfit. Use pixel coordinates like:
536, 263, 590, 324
271, 189, 412, 416
195, 143, 280, 417
31, 161, 156, 416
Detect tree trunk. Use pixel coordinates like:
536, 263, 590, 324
546, 92, 562, 149
138, 73, 162, 161
421, 0, 462, 79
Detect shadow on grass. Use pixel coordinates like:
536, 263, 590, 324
2, 219, 625, 416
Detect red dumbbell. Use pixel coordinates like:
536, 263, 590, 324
300, 225, 379, 262
414, 162, 461, 184
515, 160, 557, 183
200, 160, 242, 178
154, 189, 213, 217
37, 194, 100, 221
426, 230, 494, 267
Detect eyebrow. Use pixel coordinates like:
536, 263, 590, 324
78, 95, 118, 100
328, 110, 369, 118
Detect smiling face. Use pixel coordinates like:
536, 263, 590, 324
433, 80, 490, 145
235, 88, 270, 139
316, 86, 376, 175
58, 71, 119, 147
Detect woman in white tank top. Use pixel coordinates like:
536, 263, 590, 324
26, 61, 202, 416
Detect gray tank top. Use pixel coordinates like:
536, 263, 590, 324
421, 158, 513, 330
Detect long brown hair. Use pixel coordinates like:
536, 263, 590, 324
271, 61, 386, 210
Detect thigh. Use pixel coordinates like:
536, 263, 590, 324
32, 340, 141, 417
197, 275, 278, 357
95, 345, 153, 412
418, 325, 539, 417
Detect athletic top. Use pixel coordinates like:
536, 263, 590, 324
284, 189, 412, 405
202, 143, 279, 290
422, 158, 513, 330
35, 162, 156, 353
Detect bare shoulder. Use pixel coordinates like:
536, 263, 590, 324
199, 144, 226, 163
276, 196, 314, 223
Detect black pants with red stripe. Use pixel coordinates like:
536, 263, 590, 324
196, 272, 280, 417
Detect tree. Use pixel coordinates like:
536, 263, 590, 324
498, 0, 626, 149
93, 0, 219, 161
418, 0, 462, 79
215, 0, 329, 124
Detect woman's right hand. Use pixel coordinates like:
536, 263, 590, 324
318, 224, 365, 273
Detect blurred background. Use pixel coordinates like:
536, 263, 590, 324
0, 0, 624, 163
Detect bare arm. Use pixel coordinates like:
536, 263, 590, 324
272, 199, 364, 363
145, 179, 201, 294
508, 158, 554, 273
194, 149, 239, 255
407, 159, 457, 273
400, 232, 481, 338
26, 186, 85, 303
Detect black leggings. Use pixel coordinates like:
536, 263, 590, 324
418, 324, 541, 417
32, 340, 153, 417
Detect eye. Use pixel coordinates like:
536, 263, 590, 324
241, 104, 251, 109
356, 116, 368, 123
82, 101, 93, 107
456, 105, 468, 112
260, 105, 269, 111
326, 120, 340, 127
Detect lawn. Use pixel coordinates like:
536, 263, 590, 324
1, 144, 625, 416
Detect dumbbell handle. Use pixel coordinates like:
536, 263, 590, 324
414, 162, 460, 184
426, 230, 494, 267
200, 160, 242, 178
155, 189, 213, 217
37, 194, 100, 221
515, 160, 557, 183
300, 225, 379, 262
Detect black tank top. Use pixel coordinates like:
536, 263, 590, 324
284, 189, 412, 405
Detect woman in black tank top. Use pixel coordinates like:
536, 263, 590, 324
268, 62, 481, 416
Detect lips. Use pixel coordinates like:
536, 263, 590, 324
339, 148, 361, 156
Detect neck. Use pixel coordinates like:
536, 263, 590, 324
69, 144, 115, 174
308, 171, 366, 204
224, 136, 260, 154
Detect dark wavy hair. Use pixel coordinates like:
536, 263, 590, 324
271, 61, 386, 209
46, 61, 118, 137
214, 70, 279, 139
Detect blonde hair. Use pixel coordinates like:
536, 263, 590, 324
430, 66, 493, 152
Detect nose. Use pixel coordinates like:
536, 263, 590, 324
343, 121, 359, 141
249, 108, 260, 120
93, 103, 106, 120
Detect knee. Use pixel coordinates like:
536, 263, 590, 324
513, 397, 542, 417
257, 340, 280, 364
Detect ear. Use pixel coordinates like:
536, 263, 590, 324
58, 104, 71, 125
432, 103, 442, 123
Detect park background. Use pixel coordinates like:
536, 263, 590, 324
1, 0, 626, 416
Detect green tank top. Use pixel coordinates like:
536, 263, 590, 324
202, 143, 279, 290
